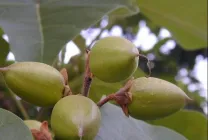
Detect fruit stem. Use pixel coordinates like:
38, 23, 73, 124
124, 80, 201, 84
136, 54, 152, 77
82, 50, 93, 97
97, 79, 134, 117
8, 89, 30, 120
97, 94, 116, 107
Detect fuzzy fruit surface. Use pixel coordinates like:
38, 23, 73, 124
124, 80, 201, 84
0, 62, 65, 106
128, 77, 191, 120
89, 36, 139, 83
51, 95, 101, 140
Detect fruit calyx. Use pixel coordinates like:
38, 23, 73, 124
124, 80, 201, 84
59, 68, 73, 97
97, 78, 133, 116
30, 121, 52, 140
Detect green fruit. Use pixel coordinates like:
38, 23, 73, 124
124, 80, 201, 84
89, 36, 139, 83
51, 95, 101, 140
0, 62, 65, 106
58, 54, 85, 81
128, 77, 191, 120
24, 120, 42, 140
24, 120, 42, 130
24, 120, 54, 140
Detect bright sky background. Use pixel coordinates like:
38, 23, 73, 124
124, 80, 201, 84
3, 20, 207, 113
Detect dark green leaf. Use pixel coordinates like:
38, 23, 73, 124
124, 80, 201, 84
0, 0, 138, 64
73, 35, 86, 53
149, 110, 207, 140
0, 108, 33, 140
96, 103, 187, 140
0, 28, 4, 36
137, 0, 207, 50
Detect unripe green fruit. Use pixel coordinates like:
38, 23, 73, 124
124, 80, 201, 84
89, 36, 139, 83
58, 54, 85, 81
24, 120, 53, 140
24, 120, 42, 140
24, 120, 42, 130
128, 77, 191, 120
0, 62, 65, 106
51, 95, 101, 140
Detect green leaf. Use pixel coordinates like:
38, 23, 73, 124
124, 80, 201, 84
73, 35, 86, 53
149, 110, 207, 140
0, 28, 4, 36
96, 103, 187, 140
0, 0, 138, 64
0, 108, 33, 140
0, 37, 9, 66
137, 0, 207, 50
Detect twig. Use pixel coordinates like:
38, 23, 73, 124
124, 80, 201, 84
97, 79, 134, 116
97, 94, 115, 107
82, 50, 93, 97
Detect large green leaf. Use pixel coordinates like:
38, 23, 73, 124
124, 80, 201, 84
149, 110, 207, 140
96, 103, 187, 140
0, 108, 33, 140
0, 0, 138, 64
137, 0, 207, 50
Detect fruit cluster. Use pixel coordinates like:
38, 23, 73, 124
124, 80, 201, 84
0, 36, 191, 140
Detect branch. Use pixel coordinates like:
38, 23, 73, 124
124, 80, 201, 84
82, 50, 93, 97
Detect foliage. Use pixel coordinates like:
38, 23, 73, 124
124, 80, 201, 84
0, 108, 33, 140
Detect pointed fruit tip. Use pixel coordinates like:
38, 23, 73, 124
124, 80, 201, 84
185, 96, 194, 104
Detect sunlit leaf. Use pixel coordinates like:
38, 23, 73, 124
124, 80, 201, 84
137, 0, 207, 50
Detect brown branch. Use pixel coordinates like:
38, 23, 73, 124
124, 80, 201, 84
97, 94, 116, 107
82, 50, 93, 97
97, 79, 134, 116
